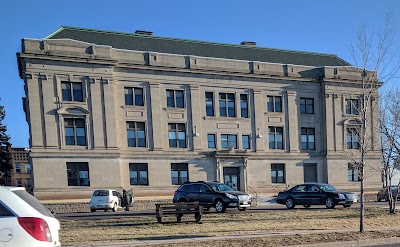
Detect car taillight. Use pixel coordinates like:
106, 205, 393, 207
18, 217, 52, 242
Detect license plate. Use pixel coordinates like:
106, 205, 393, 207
243, 202, 248, 205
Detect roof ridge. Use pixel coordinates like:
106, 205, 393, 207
49, 26, 342, 59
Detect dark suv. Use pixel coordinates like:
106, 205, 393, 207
173, 181, 252, 213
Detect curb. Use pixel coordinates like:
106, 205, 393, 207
291, 237, 400, 247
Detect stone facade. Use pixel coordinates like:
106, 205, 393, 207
17, 28, 382, 199
9, 147, 32, 191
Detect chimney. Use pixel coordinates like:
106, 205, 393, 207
240, 41, 256, 46
135, 30, 153, 35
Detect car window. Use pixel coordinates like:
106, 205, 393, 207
319, 184, 337, 192
178, 184, 189, 192
211, 183, 233, 192
13, 190, 54, 218
93, 190, 109, 196
293, 185, 307, 192
189, 184, 200, 192
0, 202, 14, 217
112, 191, 118, 197
308, 185, 320, 192
198, 184, 210, 193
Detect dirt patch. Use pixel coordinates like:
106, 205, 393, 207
60, 207, 400, 246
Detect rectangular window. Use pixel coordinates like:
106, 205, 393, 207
347, 128, 360, 149
346, 99, 359, 115
269, 127, 284, 149
168, 123, 186, 148
301, 128, 315, 150
171, 163, 188, 185
267, 96, 282, 112
242, 135, 250, 149
207, 134, 216, 148
17, 179, 22, 187
271, 164, 285, 183
62, 82, 83, 102
129, 163, 149, 185
26, 179, 32, 188
300, 98, 314, 114
348, 163, 360, 182
240, 94, 248, 118
124, 87, 144, 106
167, 89, 184, 108
15, 163, 21, 173
127, 122, 146, 147
219, 93, 236, 117
205, 92, 215, 116
221, 134, 237, 149
66, 162, 90, 186
25, 164, 31, 174
64, 118, 86, 146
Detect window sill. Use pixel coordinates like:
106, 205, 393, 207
122, 105, 146, 110
164, 107, 186, 112
203, 116, 250, 121
60, 101, 86, 105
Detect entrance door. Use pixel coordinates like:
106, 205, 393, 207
304, 163, 317, 183
223, 167, 240, 191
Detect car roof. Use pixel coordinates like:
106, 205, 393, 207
2, 186, 26, 191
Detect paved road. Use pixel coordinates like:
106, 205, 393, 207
56, 201, 390, 221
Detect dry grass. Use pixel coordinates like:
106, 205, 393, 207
61, 208, 400, 246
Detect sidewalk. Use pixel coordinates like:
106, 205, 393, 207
69, 228, 400, 247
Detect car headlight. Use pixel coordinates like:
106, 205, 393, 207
225, 193, 238, 199
338, 193, 345, 199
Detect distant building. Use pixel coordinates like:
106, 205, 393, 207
17, 26, 382, 199
9, 147, 32, 191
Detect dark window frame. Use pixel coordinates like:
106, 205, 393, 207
268, 126, 284, 150
15, 163, 21, 173
221, 134, 238, 149
219, 93, 236, 117
124, 87, 144, 106
345, 99, 360, 115
66, 162, 90, 186
167, 89, 185, 108
271, 164, 285, 183
240, 94, 249, 118
267, 96, 283, 112
300, 98, 314, 114
205, 92, 215, 116
242, 135, 250, 149
61, 81, 84, 102
168, 123, 187, 148
127, 121, 147, 147
347, 127, 360, 149
129, 163, 149, 185
301, 127, 315, 150
171, 163, 188, 185
207, 134, 216, 148
348, 163, 361, 182
64, 118, 86, 146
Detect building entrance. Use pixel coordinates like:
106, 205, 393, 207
223, 167, 240, 191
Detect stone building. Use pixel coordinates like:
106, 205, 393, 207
17, 26, 381, 199
9, 147, 32, 191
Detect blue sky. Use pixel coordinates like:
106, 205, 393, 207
0, 0, 399, 147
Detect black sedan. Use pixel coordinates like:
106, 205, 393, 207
276, 183, 358, 209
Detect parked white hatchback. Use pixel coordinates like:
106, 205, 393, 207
89, 189, 121, 212
0, 186, 61, 247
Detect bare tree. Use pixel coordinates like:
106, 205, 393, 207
347, 13, 400, 232
380, 88, 400, 214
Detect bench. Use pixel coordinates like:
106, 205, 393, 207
155, 202, 203, 223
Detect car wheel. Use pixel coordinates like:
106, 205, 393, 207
215, 200, 226, 213
285, 198, 295, 209
325, 197, 335, 209
90, 209, 96, 212
112, 203, 117, 212
343, 204, 351, 208
303, 204, 311, 208
238, 207, 247, 211
377, 197, 382, 202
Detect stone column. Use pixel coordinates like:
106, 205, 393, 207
40, 74, 58, 148
253, 90, 264, 152
287, 91, 299, 152
27, 73, 44, 148
325, 93, 335, 152
149, 82, 164, 150
102, 78, 118, 149
89, 77, 106, 149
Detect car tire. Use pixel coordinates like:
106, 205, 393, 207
112, 203, 117, 212
215, 200, 226, 213
325, 197, 335, 209
303, 204, 311, 208
285, 198, 295, 209
238, 207, 247, 211
90, 209, 96, 212
377, 197, 382, 202
104, 209, 108, 212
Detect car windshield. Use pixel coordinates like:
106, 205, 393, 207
93, 190, 109, 196
211, 183, 234, 192
318, 184, 337, 192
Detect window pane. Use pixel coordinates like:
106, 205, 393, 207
169, 131, 177, 147
228, 101, 235, 117
240, 94, 248, 118
275, 97, 282, 112
220, 101, 227, 117
178, 131, 186, 148
269, 133, 275, 149
135, 88, 144, 106
221, 134, 228, 148
229, 135, 237, 148
139, 171, 148, 185
171, 171, 179, 185
65, 127, 75, 145
72, 83, 83, 102
206, 92, 214, 116
76, 127, 86, 146
137, 130, 146, 147
167, 90, 174, 107
125, 88, 133, 105
208, 134, 216, 148
300, 98, 306, 114
267, 96, 274, 112
62, 83, 72, 101
243, 135, 250, 149
176, 91, 184, 108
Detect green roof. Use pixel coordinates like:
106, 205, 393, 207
46, 26, 351, 67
